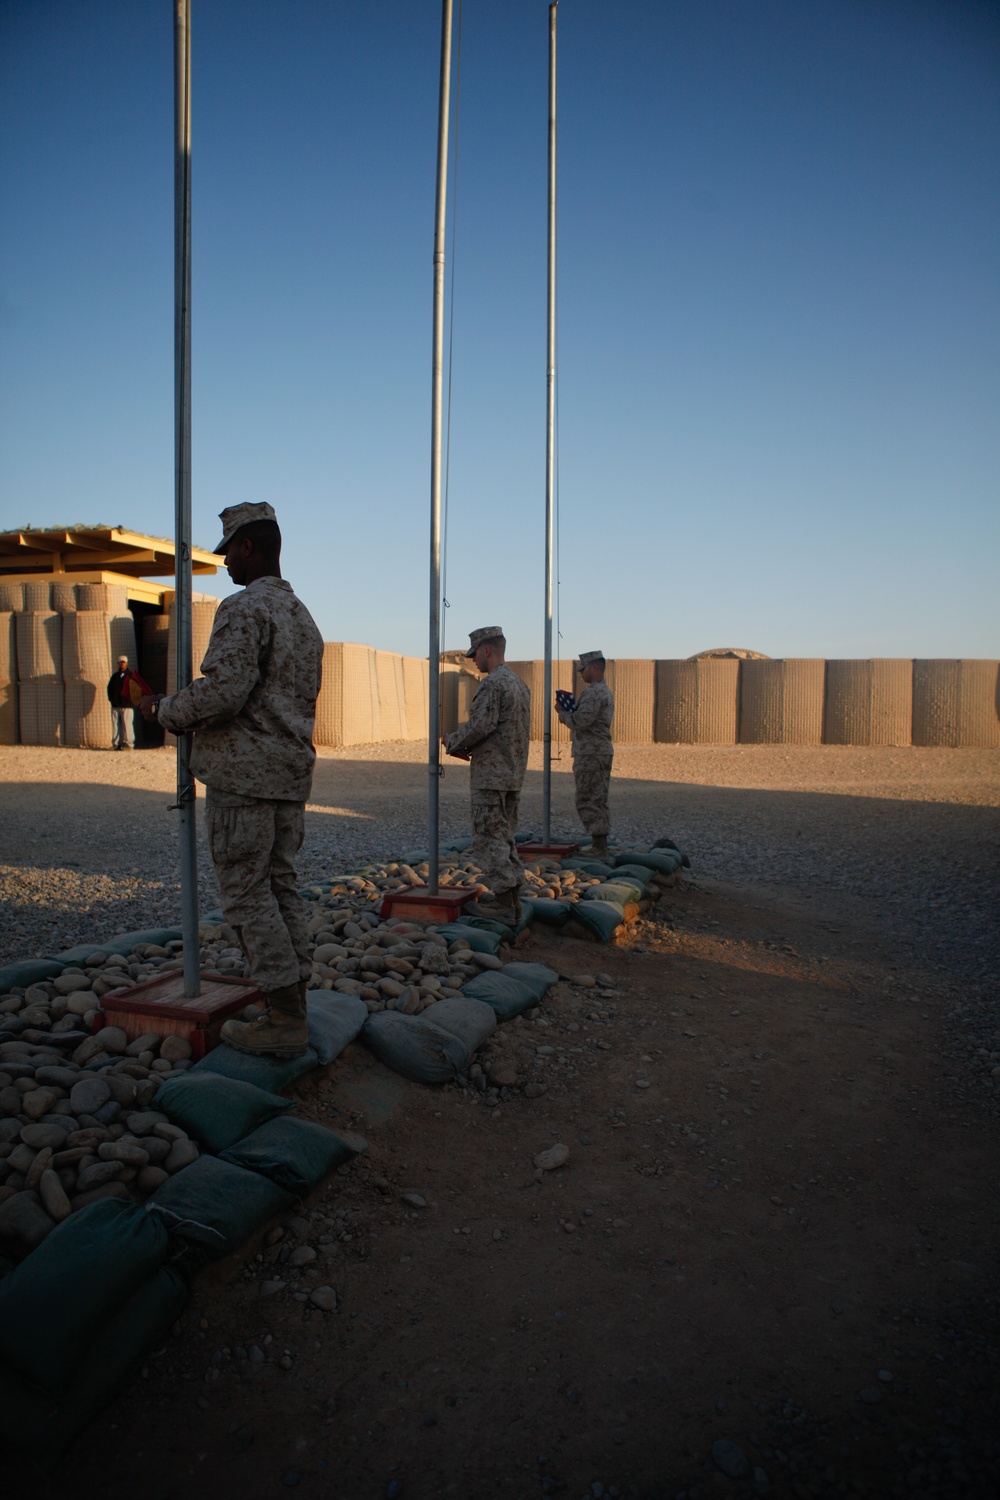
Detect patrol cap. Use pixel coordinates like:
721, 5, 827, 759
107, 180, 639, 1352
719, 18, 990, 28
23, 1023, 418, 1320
466, 625, 504, 658
576, 650, 605, 670
215, 501, 279, 553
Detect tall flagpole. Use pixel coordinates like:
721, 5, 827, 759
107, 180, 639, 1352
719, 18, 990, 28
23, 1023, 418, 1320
428, 0, 455, 896
174, 0, 199, 995
542, 1, 558, 843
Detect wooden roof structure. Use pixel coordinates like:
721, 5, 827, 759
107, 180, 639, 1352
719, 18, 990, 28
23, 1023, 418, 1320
0, 525, 219, 578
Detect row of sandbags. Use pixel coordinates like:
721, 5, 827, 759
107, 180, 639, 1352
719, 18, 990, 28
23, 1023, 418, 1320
0, 1063, 365, 1468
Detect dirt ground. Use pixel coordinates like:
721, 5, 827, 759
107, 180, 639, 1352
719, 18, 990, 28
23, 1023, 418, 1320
3, 746, 999, 1499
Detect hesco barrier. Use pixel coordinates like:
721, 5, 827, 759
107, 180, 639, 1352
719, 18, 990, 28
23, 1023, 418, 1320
166, 600, 219, 695
51, 582, 78, 614
912, 660, 1000, 748
824, 659, 913, 746
374, 651, 407, 741
141, 613, 170, 695
315, 642, 380, 746
606, 659, 656, 744
508, 661, 543, 739
402, 655, 429, 740
62, 611, 114, 750
0, 613, 16, 745
655, 658, 739, 744
738, 659, 826, 744
0, 582, 24, 612
23, 580, 52, 611
14, 611, 64, 747
77, 581, 129, 614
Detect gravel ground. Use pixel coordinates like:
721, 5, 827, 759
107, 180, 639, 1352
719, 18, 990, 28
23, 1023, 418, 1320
1, 742, 997, 994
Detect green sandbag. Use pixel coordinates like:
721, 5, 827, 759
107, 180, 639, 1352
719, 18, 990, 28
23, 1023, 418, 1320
0, 1199, 168, 1398
434, 922, 503, 955
420, 997, 497, 1052
221, 1117, 365, 1195
0, 958, 64, 992
501, 962, 559, 1002
362, 1009, 475, 1084
585, 879, 644, 906
191, 1040, 318, 1091
606, 863, 653, 891
459, 915, 516, 942
155, 1072, 295, 1153
0, 1265, 188, 1469
460, 971, 538, 1021
306, 991, 368, 1064
148, 1154, 292, 1265
568, 899, 625, 943
559, 858, 615, 878
614, 849, 681, 876
521, 896, 572, 928
652, 836, 691, 867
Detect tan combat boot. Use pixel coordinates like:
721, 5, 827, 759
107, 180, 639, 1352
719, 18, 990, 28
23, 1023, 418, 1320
220, 981, 308, 1058
474, 887, 517, 925
585, 834, 609, 858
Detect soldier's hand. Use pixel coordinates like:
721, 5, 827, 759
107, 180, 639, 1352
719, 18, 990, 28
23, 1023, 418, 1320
139, 695, 163, 722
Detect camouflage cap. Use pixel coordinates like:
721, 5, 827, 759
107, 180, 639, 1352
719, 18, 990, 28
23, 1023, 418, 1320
576, 650, 605, 670
466, 625, 504, 658
214, 501, 278, 553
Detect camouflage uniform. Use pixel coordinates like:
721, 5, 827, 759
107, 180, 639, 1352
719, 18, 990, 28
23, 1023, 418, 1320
444, 663, 531, 896
557, 679, 614, 837
158, 576, 324, 999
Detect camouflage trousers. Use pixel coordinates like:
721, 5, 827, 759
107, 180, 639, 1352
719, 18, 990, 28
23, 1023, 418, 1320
470, 788, 524, 897
205, 790, 310, 1005
573, 753, 612, 837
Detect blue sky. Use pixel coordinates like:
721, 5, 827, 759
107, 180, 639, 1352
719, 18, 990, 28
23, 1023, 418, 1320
1, 0, 997, 660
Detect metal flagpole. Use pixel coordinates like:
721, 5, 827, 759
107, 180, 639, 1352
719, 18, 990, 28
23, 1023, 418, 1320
428, 0, 455, 897
542, 1, 558, 843
174, 0, 199, 996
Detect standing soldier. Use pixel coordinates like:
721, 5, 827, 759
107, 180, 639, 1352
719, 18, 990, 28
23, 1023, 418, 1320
140, 502, 324, 1058
442, 626, 531, 923
556, 649, 614, 857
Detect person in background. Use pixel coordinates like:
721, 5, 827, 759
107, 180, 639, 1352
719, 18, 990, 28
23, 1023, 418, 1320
442, 626, 531, 923
140, 502, 324, 1058
106, 654, 151, 750
556, 649, 615, 857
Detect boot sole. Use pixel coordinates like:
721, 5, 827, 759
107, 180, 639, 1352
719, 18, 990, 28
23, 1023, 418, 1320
221, 1034, 308, 1059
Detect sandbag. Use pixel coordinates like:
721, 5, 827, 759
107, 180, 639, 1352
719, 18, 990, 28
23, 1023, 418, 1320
191, 1042, 319, 1091
0, 1266, 187, 1469
520, 896, 572, 928
155, 1072, 295, 1153
458, 915, 516, 942
567, 899, 626, 943
306, 991, 368, 1064
460, 972, 538, 1021
0, 1199, 168, 1398
45, 928, 183, 965
614, 849, 682, 876
560, 858, 615, 878
420, 996, 497, 1051
586, 879, 646, 906
0, 957, 65, 991
605, 863, 653, 890
434, 922, 503, 955
500, 962, 559, 1002
148, 1154, 292, 1265
651, 836, 691, 867
363, 1009, 478, 1084
221, 1117, 365, 1196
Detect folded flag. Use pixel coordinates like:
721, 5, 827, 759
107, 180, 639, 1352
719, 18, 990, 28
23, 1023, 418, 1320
555, 689, 576, 712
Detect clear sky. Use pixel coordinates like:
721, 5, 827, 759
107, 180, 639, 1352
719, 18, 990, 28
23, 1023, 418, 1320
1, 0, 997, 661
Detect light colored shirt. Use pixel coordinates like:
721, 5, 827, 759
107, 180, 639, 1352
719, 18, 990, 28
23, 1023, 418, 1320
158, 576, 323, 802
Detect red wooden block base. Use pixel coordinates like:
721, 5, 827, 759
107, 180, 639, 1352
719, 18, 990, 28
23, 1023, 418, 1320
96, 971, 262, 1060
379, 886, 482, 923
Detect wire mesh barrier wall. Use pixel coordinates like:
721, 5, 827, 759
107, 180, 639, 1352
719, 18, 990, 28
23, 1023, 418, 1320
51, 582, 78, 614
655, 658, 740, 744
0, 583, 24, 613
0, 613, 17, 746
606, 659, 656, 744
78, 582, 130, 615
374, 651, 407, 742
912, 660, 1000, 748
23, 581, 53, 612
402, 655, 429, 741
141, 614, 170, 695
15, 611, 64, 746
824, 659, 913, 746
738, 659, 826, 744
165, 600, 219, 695
62, 611, 114, 749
